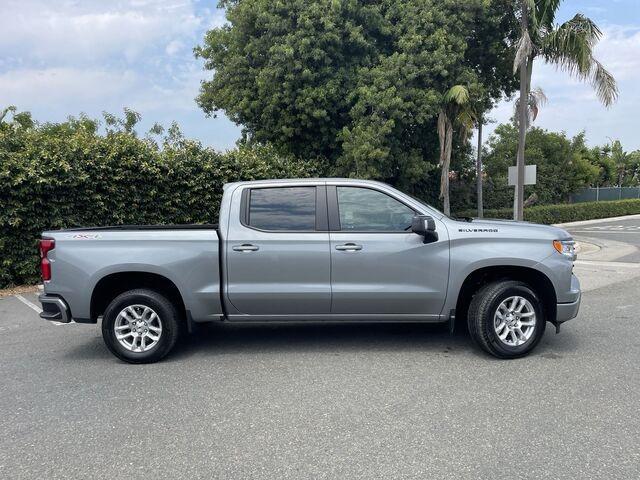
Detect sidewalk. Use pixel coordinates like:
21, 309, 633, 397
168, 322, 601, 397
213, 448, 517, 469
555, 213, 640, 228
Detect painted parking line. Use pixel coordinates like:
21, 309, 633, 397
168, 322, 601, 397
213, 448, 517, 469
14, 294, 69, 326
571, 230, 640, 234
15, 294, 42, 313
574, 260, 640, 268
587, 227, 640, 230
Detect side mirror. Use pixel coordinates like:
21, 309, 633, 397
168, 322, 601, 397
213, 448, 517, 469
411, 215, 438, 243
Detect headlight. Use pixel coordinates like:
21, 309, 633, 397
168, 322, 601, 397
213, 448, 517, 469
553, 239, 576, 259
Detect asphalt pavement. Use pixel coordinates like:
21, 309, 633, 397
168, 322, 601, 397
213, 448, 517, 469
1, 217, 639, 479
564, 216, 640, 263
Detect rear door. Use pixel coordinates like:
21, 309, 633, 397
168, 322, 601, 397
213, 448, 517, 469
328, 185, 449, 318
225, 184, 331, 316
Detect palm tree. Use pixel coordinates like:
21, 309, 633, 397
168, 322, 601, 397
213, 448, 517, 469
514, 87, 547, 128
511, 86, 547, 212
476, 114, 484, 218
438, 85, 475, 216
513, 0, 618, 220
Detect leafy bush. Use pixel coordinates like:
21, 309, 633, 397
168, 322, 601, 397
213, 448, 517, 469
481, 124, 602, 208
0, 114, 322, 287
3, 108, 639, 288
456, 199, 640, 225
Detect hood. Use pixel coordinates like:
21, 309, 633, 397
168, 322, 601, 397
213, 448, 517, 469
449, 218, 572, 240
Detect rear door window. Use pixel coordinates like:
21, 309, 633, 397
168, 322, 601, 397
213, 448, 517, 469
248, 187, 316, 231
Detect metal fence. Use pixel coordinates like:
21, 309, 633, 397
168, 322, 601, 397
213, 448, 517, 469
570, 187, 640, 203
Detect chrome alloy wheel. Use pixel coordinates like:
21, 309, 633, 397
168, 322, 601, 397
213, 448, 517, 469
114, 305, 162, 353
493, 296, 536, 347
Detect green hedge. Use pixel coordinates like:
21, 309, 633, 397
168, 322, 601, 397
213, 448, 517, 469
4, 114, 639, 288
456, 199, 640, 224
0, 118, 322, 287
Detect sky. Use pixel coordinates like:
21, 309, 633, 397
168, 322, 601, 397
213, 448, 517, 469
1, 0, 639, 152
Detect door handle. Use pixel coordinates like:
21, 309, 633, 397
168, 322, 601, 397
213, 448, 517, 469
335, 243, 362, 251
232, 244, 259, 252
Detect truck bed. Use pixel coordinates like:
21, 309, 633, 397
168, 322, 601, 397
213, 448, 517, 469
42, 227, 223, 323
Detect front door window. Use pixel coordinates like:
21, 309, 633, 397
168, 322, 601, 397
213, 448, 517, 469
336, 187, 415, 232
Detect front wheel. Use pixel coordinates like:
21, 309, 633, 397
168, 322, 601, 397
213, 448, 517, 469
101, 289, 181, 363
467, 280, 546, 359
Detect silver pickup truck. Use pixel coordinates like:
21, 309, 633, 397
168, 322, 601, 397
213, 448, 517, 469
38, 178, 580, 363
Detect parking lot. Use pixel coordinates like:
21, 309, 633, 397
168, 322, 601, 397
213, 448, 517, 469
1, 217, 640, 479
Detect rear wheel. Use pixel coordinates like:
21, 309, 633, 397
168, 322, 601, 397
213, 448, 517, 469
467, 280, 546, 359
101, 289, 181, 363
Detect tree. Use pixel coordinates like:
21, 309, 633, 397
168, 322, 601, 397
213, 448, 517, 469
610, 140, 628, 187
514, 86, 547, 128
512, 0, 618, 220
476, 114, 484, 217
627, 151, 640, 187
511, 86, 546, 211
438, 85, 475, 216
586, 141, 640, 188
196, 0, 518, 192
483, 123, 599, 206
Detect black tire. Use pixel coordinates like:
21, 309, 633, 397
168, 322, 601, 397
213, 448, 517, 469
467, 280, 546, 359
101, 289, 182, 364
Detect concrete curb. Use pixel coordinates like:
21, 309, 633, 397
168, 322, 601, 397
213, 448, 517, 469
554, 213, 640, 228
575, 240, 600, 257
569, 235, 638, 262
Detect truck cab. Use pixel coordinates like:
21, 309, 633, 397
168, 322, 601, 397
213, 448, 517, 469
220, 179, 450, 321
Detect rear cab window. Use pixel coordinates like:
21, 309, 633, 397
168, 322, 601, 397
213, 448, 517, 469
246, 187, 317, 231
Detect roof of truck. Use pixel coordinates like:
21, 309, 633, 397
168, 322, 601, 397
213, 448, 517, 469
223, 178, 390, 189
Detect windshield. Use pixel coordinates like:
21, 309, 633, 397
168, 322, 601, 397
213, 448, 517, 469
404, 193, 445, 217
403, 193, 475, 221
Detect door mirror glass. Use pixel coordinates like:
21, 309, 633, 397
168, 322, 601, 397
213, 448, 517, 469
411, 215, 438, 242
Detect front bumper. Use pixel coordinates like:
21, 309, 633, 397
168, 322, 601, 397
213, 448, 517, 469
38, 294, 71, 323
556, 272, 581, 322
556, 293, 581, 323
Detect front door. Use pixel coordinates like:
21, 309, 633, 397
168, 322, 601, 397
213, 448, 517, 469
225, 184, 331, 316
328, 185, 449, 318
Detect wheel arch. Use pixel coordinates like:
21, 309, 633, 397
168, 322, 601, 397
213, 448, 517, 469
90, 271, 187, 323
455, 265, 557, 329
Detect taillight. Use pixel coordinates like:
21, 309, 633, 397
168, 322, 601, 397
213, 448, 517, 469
39, 239, 55, 281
